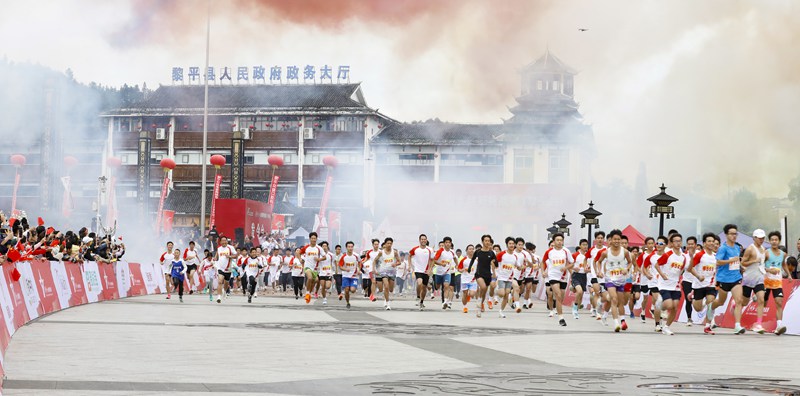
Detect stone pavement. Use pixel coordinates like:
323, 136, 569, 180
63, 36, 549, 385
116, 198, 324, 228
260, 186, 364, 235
3, 292, 799, 395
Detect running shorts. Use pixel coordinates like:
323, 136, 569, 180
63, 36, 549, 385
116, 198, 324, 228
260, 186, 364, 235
659, 289, 681, 301
415, 272, 430, 286
217, 270, 232, 281
716, 280, 741, 293
186, 264, 198, 273
692, 287, 717, 300
318, 275, 332, 281
632, 284, 641, 293
742, 283, 765, 298
496, 280, 514, 290
433, 274, 451, 286
461, 282, 477, 291
475, 273, 492, 286
765, 288, 783, 303
343, 277, 359, 289
548, 280, 567, 290
570, 273, 587, 290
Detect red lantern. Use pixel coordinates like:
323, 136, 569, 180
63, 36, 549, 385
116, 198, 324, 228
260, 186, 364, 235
314, 123, 321, 127
10, 154, 26, 167
160, 158, 176, 171
183, 124, 189, 130
106, 157, 122, 168
151, 123, 157, 128
210, 154, 226, 169
268, 155, 284, 168
63, 156, 78, 168
322, 156, 338, 168
298, 122, 302, 127
250, 125, 255, 130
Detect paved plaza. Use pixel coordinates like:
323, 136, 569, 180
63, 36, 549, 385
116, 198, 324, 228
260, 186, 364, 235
3, 293, 799, 395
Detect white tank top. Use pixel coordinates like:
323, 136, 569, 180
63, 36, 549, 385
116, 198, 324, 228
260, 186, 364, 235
605, 247, 628, 283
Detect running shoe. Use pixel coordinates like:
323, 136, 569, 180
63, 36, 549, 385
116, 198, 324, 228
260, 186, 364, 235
704, 325, 715, 335
572, 305, 579, 319
346, 303, 351, 309
322, 298, 328, 305
385, 304, 391, 311
487, 300, 494, 309
559, 318, 567, 327
515, 305, 522, 314
480, 303, 485, 312
369, 294, 376, 302
447, 302, 453, 310
752, 324, 765, 334
621, 319, 628, 331
314, 293, 319, 299
338, 293, 343, 301
476, 310, 482, 318
442, 302, 448, 310
614, 322, 621, 332
734, 325, 746, 335
686, 320, 693, 327
655, 324, 662, 333
179, 297, 183, 303
247, 296, 252, 303
640, 313, 646, 323
463, 307, 468, 313
499, 310, 507, 318
166, 294, 171, 300
629, 312, 634, 319
209, 293, 213, 302
304, 293, 311, 304
216, 297, 221, 304
662, 326, 674, 335
775, 324, 787, 335
419, 302, 425, 311
189, 290, 194, 295
601, 315, 609, 326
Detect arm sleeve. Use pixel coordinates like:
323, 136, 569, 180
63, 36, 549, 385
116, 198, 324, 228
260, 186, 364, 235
657, 251, 671, 265
693, 251, 704, 266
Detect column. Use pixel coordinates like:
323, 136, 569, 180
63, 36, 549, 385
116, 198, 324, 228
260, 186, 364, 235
230, 131, 244, 199
297, 117, 305, 207
137, 131, 152, 218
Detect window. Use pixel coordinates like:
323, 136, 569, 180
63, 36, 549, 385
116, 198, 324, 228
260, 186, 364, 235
181, 154, 190, 164
283, 154, 294, 164
125, 190, 137, 198
553, 80, 559, 91
311, 154, 320, 164
514, 154, 533, 169
549, 148, 570, 182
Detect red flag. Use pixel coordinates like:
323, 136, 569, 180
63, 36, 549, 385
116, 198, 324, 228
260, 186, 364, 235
267, 175, 280, 213
162, 210, 175, 234
11, 267, 21, 282
155, 175, 170, 234
209, 173, 223, 227
37, 217, 45, 226
7, 249, 21, 262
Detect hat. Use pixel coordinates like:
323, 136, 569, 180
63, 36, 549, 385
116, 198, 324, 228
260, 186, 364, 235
752, 229, 766, 239
82, 236, 92, 244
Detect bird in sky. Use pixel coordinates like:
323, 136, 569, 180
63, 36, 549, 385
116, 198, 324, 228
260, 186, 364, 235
578, 28, 589, 32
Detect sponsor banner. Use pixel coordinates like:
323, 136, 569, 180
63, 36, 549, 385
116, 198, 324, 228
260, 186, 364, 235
97, 263, 119, 301
81, 261, 104, 303
116, 261, 132, 298
0, 268, 16, 338
15, 262, 41, 321
30, 261, 61, 314
126, 263, 147, 296
140, 262, 161, 295
64, 262, 88, 306
49, 261, 72, 310
4, 265, 31, 328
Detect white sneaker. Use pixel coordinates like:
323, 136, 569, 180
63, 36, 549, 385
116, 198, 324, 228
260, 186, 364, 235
548, 310, 555, 318
499, 310, 506, 318
775, 323, 787, 335
655, 324, 662, 333
686, 320, 693, 327
322, 298, 328, 305
662, 326, 674, 335
601, 315, 609, 326
385, 303, 391, 311
753, 324, 765, 334
216, 296, 221, 304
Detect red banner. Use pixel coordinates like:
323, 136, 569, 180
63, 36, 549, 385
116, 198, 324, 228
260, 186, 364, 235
98, 263, 119, 301
155, 175, 170, 234
271, 214, 285, 231
10, 171, 20, 214
162, 210, 175, 234
267, 174, 280, 213
209, 173, 223, 227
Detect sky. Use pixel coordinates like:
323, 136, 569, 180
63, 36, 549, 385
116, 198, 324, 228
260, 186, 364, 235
1, 0, 799, 199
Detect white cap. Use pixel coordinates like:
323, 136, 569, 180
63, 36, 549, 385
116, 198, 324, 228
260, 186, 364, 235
752, 229, 766, 239
82, 236, 92, 244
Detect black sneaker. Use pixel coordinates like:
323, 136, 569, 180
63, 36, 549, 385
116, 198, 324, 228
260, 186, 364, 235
189, 290, 194, 295
179, 297, 183, 303
559, 318, 567, 327
247, 296, 252, 303
346, 303, 351, 309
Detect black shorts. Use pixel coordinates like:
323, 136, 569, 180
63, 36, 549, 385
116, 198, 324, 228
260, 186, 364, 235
522, 277, 534, 285
765, 288, 784, 303
660, 289, 681, 301
319, 276, 331, 281
548, 280, 567, 290
648, 286, 658, 295
681, 280, 693, 294
217, 270, 232, 281
475, 273, 492, 286
571, 273, 587, 290
186, 264, 198, 272
693, 287, 717, 300
742, 283, 765, 298
590, 277, 599, 285
415, 272, 430, 286
632, 284, 641, 293
716, 280, 741, 292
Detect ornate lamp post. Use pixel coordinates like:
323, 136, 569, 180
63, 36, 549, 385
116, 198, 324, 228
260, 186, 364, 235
579, 201, 602, 242
555, 213, 572, 236
647, 183, 678, 237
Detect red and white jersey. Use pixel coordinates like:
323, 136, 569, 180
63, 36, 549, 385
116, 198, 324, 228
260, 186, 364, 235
318, 251, 335, 277
363, 248, 380, 271
572, 251, 590, 274
530, 253, 542, 279
201, 258, 214, 272
592, 248, 608, 282
520, 250, 534, 278
361, 253, 374, 277
644, 251, 662, 287
268, 255, 282, 272
457, 256, 476, 283
691, 250, 717, 288
409, 246, 434, 273
215, 245, 236, 271
280, 255, 292, 273
244, 257, 262, 277
634, 250, 651, 285
182, 248, 200, 265
433, 249, 457, 276
160, 251, 175, 266
339, 253, 360, 278
513, 249, 527, 280
300, 245, 322, 270
656, 250, 687, 291
543, 247, 574, 281
586, 245, 604, 278
682, 251, 697, 284
495, 251, 517, 281
290, 257, 304, 277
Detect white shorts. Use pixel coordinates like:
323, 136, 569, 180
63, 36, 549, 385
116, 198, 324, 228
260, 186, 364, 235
162, 264, 171, 275
461, 281, 477, 291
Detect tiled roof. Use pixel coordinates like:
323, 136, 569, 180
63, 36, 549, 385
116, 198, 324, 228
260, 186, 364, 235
120, 84, 367, 111
522, 50, 577, 74
370, 122, 502, 145
165, 189, 291, 214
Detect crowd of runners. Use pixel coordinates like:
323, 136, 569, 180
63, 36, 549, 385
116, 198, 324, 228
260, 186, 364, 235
159, 224, 794, 336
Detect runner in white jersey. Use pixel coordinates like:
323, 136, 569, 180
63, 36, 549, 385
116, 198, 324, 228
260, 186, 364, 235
642, 236, 666, 331
361, 239, 380, 301
300, 232, 324, 304
494, 237, 519, 318
521, 242, 538, 309
570, 239, 590, 319
688, 233, 719, 334
243, 248, 263, 303
408, 234, 434, 310
543, 233, 575, 327
596, 230, 632, 332
373, 237, 401, 310
159, 241, 175, 299
333, 244, 344, 300
200, 250, 217, 302
456, 244, 477, 313
279, 248, 292, 293
433, 237, 458, 310
681, 236, 699, 326
317, 241, 335, 306
214, 237, 236, 303
636, 237, 655, 322
741, 229, 767, 333
289, 248, 305, 299
267, 248, 282, 293
587, 231, 606, 317
182, 241, 201, 294
654, 233, 687, 335
510, 238, 528, 312
338, 241, 360, 309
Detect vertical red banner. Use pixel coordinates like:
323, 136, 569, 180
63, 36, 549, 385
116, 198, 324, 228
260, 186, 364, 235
155, 175, 170, 234
267, 175, 280, 213
209, 173, 223, 227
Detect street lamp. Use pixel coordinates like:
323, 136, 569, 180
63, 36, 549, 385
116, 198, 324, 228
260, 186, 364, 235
546, 225, 558, 240
647, 183, 678, 237
555, 213, 572, 236
580, 201, 602, 243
